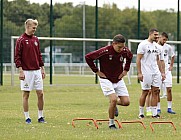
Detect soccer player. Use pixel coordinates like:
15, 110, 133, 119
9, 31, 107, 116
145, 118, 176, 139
85, 34, 133, 129
14, 19, 46, 124
145, 35, 163, 116
137, 28, 165, 119
157, 32, 176, 114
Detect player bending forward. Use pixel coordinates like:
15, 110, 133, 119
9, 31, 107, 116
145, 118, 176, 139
85, 34, 133, 129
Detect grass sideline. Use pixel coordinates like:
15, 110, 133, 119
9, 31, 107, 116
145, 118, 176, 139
0, 75, 181, 140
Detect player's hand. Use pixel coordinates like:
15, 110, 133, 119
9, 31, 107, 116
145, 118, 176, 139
161, 73, 166, 81
41, 69, 46, 79
118, 70, 127, 80
137, 73, 143, 82
19, 70, 25, 80
96, 71, 106, 78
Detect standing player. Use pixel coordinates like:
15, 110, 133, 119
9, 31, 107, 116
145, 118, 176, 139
157, 32, 176, 114
85, 34, 133, 129
137, 28, 165, 119
145, 35, 164, 116
14, 19, 46, 124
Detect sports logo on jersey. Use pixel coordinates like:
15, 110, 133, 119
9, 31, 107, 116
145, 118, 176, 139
34, 41, 38, 46
109, 55, 113, 60
164, 49, 168, 56
147, 50, 151, 53
153, 45, 158, 53
120, 56, 124, 62
147, 49, 158, 53
164, 50, 168, 54
152, 50, 158, 53
25, 40, 29, 44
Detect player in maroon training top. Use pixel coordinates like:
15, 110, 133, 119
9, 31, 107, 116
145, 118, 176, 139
85, 34, 133, 129
14, 19, 46, 124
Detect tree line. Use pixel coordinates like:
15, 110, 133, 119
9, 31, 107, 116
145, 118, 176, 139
1, 0, 179, 62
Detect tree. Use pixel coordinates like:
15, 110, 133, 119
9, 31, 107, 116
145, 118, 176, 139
2, 0, 180, 62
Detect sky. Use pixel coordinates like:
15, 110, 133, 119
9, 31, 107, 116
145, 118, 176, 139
29, 0, 180, 11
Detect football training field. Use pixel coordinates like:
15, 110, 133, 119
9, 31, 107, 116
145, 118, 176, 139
0, 75, 181, 140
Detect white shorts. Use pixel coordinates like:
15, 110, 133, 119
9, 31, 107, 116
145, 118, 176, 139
20, 69, 43, 91
99, 78, 129, 97
162, 70, 172, 87
141, 73, 161, 90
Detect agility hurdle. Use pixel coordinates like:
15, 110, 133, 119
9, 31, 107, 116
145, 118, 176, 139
150, 121, 176, 132
72, 118, 98, 129
120, 120, 146, 129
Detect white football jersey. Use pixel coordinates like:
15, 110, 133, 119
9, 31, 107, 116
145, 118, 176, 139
137, 39, 163, 74
162, 43, 175, 70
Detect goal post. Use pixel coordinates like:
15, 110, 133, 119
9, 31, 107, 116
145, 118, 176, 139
128, 39, 181, 83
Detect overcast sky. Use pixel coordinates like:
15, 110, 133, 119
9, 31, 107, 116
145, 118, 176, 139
29, 0, 179, 11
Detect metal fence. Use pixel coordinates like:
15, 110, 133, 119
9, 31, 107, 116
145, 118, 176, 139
3, 62, 180, 77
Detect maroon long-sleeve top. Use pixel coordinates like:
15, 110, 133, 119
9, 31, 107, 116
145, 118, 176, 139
14, 33, 44, 70
85, 45, 133, 83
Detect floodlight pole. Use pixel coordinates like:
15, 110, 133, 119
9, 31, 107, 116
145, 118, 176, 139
50, 0, 53, 85
95, 0, 98, 84
177, 0, 180, 83
137, 0, 140, 40
0, 0, 3, 85
82, 1, 86, 64
137, 0, 140, 84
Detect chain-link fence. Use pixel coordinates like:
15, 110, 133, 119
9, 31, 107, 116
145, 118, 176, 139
1, 0, 180, 85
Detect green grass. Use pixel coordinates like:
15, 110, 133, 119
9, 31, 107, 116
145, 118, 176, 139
0, 75, 181, 140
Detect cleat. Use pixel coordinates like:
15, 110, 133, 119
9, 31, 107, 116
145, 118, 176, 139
25, 118, 31, 124
152, 114, 160, 118
167, 108, 176, 114
38, 117, 46, 123
109, 124, 117, 130
138, 114, 144, 119
146, 111, 152, 117
157, 109, 161, 114
115, 106, 118, 117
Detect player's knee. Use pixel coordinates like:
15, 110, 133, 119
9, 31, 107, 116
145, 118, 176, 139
118, 98, 130, 106
23, 96, 29, 100
23, 92, 29, 100
37, 91, 44, 98
122, 100, 130, 106
167, 88, 171, 93
110, 98, 117, 106
155, 89, 160, 94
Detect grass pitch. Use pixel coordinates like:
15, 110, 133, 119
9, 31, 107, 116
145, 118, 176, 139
0, 75, 181, 140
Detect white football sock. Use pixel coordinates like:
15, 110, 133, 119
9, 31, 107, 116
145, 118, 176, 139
24, 111, 30, 120
109, 119, 114, 126
157, 102, 161, 110
167, 101, 172, 108
139, 106, 144, 115
38, 110, 44, 119
151, 106, 157, 116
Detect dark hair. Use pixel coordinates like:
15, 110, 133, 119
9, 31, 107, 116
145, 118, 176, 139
149, 28, 158, 34
113, 34, 126, 43
161, 32, 169, 39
